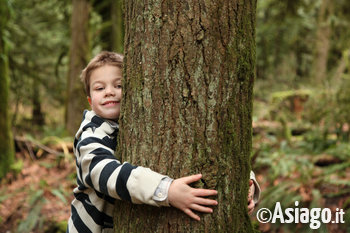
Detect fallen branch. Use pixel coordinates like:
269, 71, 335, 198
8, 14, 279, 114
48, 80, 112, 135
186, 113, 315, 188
15, 136, 63, 158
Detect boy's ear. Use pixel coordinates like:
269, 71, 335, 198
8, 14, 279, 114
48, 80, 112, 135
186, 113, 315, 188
87, 96, 92, 106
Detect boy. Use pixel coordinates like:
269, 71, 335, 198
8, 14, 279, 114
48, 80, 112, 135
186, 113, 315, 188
67, 51, 259, 232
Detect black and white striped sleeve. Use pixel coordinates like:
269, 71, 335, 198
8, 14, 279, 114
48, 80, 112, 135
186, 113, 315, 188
76, 127, 168, 206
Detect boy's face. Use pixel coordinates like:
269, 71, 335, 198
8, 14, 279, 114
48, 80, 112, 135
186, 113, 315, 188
88, 65, 122, 121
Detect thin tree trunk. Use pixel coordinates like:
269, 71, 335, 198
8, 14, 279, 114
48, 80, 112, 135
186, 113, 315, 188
94, 0, 124, 53
65, 0, 90, 135
0, 0, 15, 178
32, 77, 45, 126
312, 0, 333, 85
111, 0, 124, 53
115, 1, 256, 232
332, 49, 349, 82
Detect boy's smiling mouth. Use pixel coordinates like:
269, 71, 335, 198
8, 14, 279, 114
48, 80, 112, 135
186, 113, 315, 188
102, 100, 119, 106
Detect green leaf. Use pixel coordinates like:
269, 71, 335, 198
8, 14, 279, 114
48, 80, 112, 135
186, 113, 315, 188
17, 202, 43, 233
28, 189, 44, 206
51, 189, 67, 204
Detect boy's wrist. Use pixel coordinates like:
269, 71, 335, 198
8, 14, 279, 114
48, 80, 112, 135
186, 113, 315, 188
153, 177, 174, 206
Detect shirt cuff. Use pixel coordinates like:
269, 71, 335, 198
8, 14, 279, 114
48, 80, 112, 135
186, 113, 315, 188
250, 171, 261, 204
152, 177, 173, 207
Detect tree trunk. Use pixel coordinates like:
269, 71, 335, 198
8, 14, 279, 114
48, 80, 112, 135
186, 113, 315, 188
311, 0, 333, 85
0, 0, 15, 179
111, 0, 124, 53
115, 1, 256, 232
93, 0, 124, 53
32, 77, 45, 126
65, 0, 90, 135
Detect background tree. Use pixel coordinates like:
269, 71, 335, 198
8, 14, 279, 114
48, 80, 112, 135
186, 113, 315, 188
114, 1, 256, 232
311, 0, 333, 85
111, 0, 124, 53
93, 0, 124, 52
65, 0, 91, 135
0, 0, 15, 178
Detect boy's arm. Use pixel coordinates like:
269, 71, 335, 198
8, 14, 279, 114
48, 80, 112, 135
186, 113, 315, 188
77, 132, 218, 216
76, 129, 167, 206
77, 124, 218, 218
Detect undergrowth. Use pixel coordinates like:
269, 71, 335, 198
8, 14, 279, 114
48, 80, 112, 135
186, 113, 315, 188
252, 131, 350, 233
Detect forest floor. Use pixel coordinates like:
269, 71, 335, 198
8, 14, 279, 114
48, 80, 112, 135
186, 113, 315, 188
253, 171, 350, 233
0, 148, 76, 233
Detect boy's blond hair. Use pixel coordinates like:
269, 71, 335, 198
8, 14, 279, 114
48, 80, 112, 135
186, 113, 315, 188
80, 51, 124, 96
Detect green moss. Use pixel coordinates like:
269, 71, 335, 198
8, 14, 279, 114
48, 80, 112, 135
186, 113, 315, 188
271, 89, 312, 103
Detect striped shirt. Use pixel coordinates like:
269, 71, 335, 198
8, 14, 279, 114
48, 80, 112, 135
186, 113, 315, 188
67, 110, 168, 233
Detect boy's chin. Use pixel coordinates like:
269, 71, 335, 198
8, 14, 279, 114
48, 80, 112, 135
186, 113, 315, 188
101, 112, 119, 121
106, 114, 119, 121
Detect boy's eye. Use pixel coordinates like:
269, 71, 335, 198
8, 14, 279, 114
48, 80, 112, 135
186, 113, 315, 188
95, 87, 104, 91
115, 84, 122, 89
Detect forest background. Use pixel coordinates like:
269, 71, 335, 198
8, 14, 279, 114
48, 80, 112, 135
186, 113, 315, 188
0, 0, 350, 232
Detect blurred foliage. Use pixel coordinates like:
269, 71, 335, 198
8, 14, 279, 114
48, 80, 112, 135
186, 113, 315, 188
253, 0, 350, 232
7, 0, 115, 135
7, 0, 71, 133
255, 0, 350, 95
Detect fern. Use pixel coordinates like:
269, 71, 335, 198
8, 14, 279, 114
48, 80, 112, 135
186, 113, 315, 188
17, 203, 44, 233
17, 189, 47, 233
322, 161, 350, 176
51, 188, 67, 204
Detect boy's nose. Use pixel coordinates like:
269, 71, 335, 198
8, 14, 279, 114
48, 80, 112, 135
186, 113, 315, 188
105, 87, 115, 96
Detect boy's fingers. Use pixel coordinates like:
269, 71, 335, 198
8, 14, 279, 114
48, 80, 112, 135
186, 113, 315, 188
181, 174, 202, 184
248, 208, 254, 215
247, 200, 255, 215
194, 197, 218, 206
184, 208, 200, 221
193, 188, 217, 197
190, 204, 213, 213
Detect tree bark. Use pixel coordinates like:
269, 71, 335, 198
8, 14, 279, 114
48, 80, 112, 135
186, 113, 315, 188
115, 1, 256, 232
0, 0, 15, 179
65, 0, 90, 135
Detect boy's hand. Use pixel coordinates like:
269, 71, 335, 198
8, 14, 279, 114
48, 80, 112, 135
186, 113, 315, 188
168, 174, 218, 221
248, 179, 255, 215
